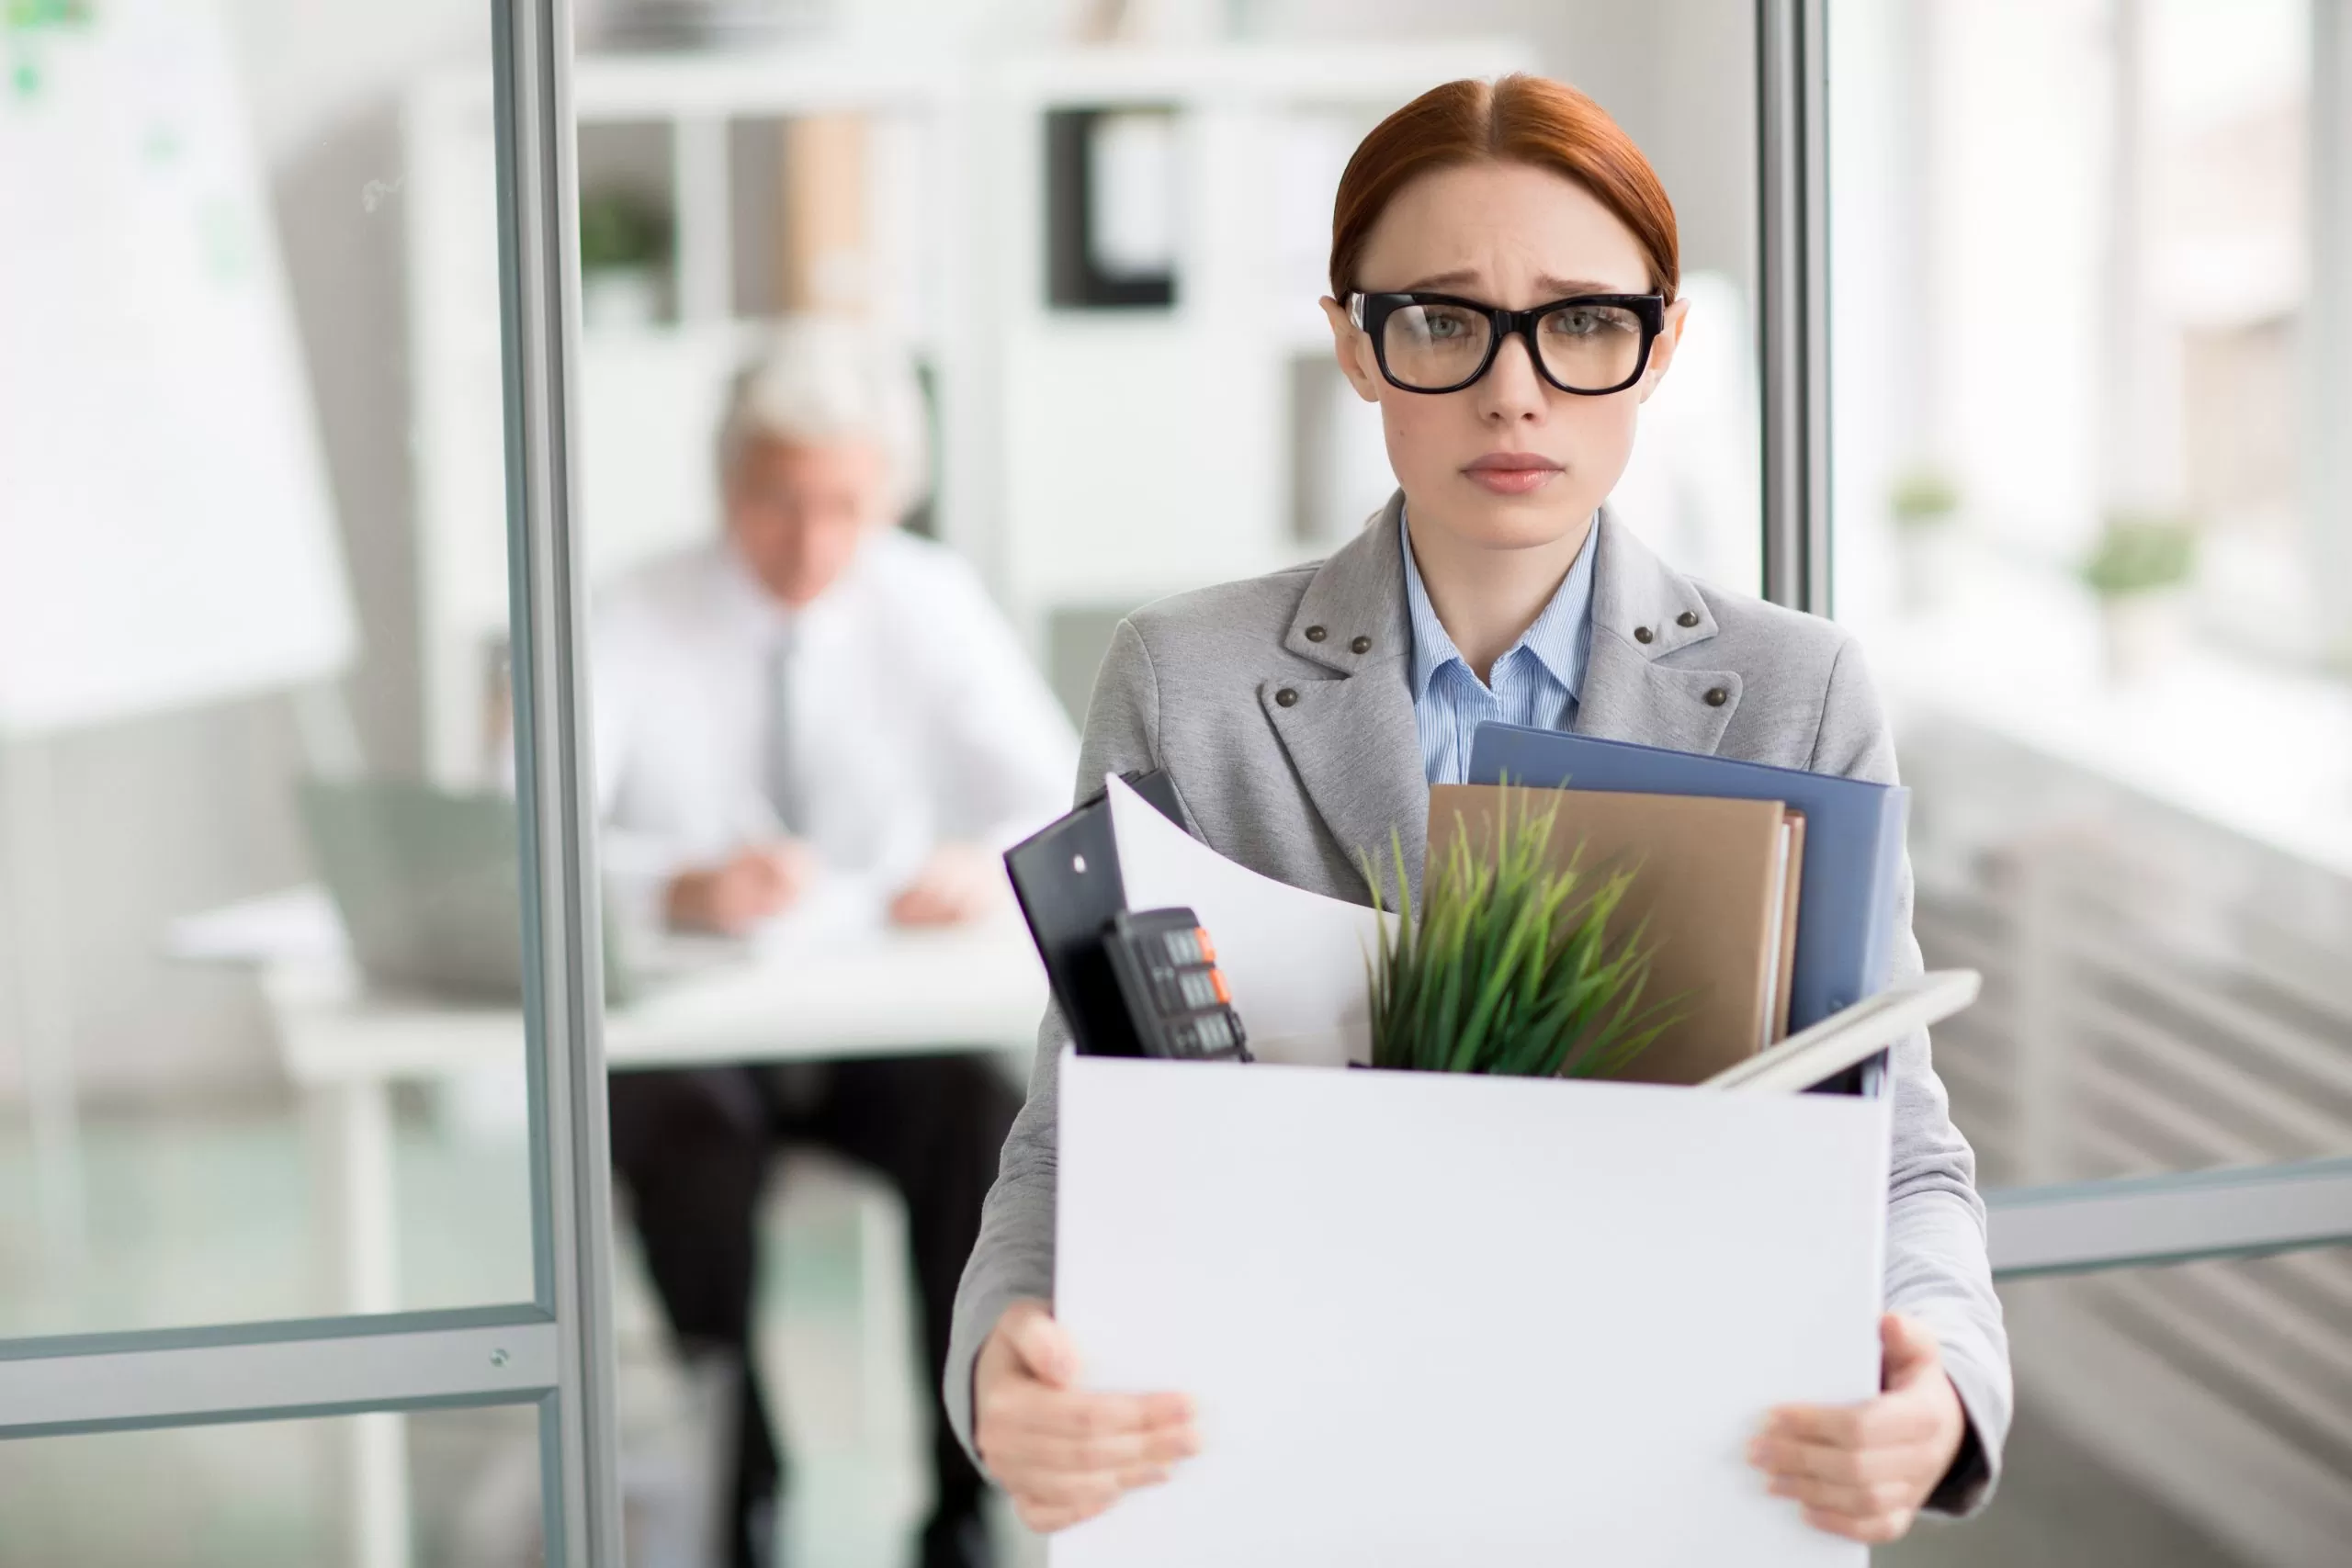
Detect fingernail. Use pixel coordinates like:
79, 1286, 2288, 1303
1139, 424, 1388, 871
1745, 1438, 1767, 1466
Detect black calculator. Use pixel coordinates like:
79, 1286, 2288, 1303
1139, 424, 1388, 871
1101, 907, 1252, 1063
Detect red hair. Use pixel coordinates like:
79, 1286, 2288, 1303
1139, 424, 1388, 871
1329, 73, 1679, 303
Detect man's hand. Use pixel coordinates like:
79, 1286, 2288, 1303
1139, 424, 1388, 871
1749, 1313, 1968, 1544
974, 1299, 1199, 1535
890, 842, 1002, 927
664, 843, 813, 936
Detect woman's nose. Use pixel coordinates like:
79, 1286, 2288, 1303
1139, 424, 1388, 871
1477, 333, 1548, 421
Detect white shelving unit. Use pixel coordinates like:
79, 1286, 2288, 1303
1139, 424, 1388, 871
403, 40, 1532, 784
979, 42, 1530, 621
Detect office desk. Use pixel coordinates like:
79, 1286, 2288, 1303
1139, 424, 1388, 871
257, 917, 1047, 1303
172, 888, 1048, 1568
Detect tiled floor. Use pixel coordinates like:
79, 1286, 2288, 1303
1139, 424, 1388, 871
0, 1100, 2247, 1568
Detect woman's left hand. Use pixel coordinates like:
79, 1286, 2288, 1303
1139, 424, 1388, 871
1747, 1312, 1968, 1545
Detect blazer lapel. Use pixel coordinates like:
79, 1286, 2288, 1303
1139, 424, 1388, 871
1263, 493, 1430, 904
1572, 510, 1743, 756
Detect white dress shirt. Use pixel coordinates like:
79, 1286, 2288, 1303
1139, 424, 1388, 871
590, 530, 1080, 922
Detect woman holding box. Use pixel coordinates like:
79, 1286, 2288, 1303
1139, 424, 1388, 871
946, 73, 2009, 1551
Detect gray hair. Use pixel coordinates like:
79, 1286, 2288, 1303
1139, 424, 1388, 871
716, 316, 932, 514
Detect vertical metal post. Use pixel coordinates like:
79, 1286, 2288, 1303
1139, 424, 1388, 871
2096, 0, 2176, 514
1757, 0, 1834, 615
489, 1, 625, 1562
2312, 0, 2352, 658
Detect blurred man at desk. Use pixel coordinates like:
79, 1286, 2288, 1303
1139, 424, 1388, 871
594, 319, 1078, 1568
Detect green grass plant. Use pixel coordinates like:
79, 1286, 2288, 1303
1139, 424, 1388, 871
1363, 784, 1684, 1078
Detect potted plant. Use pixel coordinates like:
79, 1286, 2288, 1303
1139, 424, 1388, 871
2080, 510, 2197, 683
1362, 786, 1683, 1077
1888, 467, 1962, 613
578, 186, 673, 331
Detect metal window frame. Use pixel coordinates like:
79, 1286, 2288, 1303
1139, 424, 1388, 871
0, 2, 622, 1563
1757, 0, 1833, 617
1987, 1160, 2352, 1279
1765, 0, 2352, 1280
493, 0, 624, 1558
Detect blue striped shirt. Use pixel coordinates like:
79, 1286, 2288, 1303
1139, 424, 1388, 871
1401, 506, 1599, 786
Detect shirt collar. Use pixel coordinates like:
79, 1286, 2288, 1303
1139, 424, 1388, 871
1399, 503, 1599, 699
716, 536, 874, 649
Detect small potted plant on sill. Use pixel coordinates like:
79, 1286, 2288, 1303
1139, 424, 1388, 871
579, 186, 673, 332
1888, 467, 1962, 614
2081, 509, 2198, 684
1362, 785, 1684, 1078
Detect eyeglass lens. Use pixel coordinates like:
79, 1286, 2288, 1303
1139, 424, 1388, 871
1380, 301, 1648, 391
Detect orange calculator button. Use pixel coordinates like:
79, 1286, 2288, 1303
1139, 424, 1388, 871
1209, 967, 1230, 1004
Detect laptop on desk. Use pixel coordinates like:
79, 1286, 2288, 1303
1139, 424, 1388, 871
298, 778, 736, 1008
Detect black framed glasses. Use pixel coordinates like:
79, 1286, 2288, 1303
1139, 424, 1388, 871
1346, 290, 1667, 395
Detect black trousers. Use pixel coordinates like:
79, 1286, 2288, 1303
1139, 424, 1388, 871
609, 1055, 1019, 1568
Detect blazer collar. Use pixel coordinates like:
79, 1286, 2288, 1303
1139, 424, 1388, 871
1572, 510, 1744, 756
1282, 492, 1413, 675
1263, 493, 1743, 904
1265, 493, 1426, 904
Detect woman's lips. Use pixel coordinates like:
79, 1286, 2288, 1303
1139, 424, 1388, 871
1463, 454, 1563, 496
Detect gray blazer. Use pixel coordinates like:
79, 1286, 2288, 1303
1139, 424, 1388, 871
947, 495, 2012, 1513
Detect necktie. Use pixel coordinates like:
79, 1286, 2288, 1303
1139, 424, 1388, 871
763, 625, 805, 835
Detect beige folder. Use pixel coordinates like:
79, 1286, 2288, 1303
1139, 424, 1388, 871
1428, 785, 1804, 1086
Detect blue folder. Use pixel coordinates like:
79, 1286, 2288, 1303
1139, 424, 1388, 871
1467, 724, 1911, 1033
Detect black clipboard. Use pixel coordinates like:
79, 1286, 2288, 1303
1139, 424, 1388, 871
1002, 769, 1185, 1058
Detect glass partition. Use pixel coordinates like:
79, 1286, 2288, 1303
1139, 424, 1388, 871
1827, 0, 2352, 1188
0, 0, 620, 1561
0, 0, 537, 1337
1825, 3, 2352, 1561
0, 1406, 552, 1568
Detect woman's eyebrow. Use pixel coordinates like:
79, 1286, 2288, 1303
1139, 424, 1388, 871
1395, 270, 1626, 297
1397, 268, 1483, 291
1536, 275, 1622, 297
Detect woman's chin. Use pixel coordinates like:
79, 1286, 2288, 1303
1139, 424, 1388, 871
1428, 479, 1597, 551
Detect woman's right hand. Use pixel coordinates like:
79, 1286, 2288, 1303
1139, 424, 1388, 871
973, 1298, 1200, 1534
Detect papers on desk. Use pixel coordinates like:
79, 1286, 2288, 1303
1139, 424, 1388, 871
1054, 1050, 1889, 1568
164, 885, 347, 966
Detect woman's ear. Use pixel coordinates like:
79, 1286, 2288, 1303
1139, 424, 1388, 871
1319, 295, 1385, 403
1636, 295, 1694, 404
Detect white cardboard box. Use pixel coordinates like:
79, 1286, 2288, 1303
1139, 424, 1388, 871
1052, 1050, 1890, 1567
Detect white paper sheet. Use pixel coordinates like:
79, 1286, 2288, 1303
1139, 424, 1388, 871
1105, 773, 1398, 1066
1054, 1052, 1889, 1568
